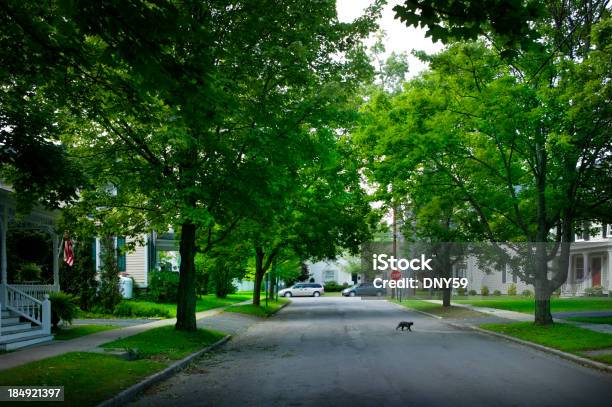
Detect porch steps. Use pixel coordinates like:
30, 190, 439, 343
0, 310, 53, 351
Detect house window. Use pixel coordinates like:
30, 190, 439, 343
323, 270, 335, 282
512, 270, 518, 283
575, 255, 584, 280
502, 266, 507, 284
117, 237, 126, 272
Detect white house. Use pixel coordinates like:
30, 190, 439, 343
306, 257, 357, 286
455, 224, 612, 296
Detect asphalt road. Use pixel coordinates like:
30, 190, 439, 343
132, 297, 612, 407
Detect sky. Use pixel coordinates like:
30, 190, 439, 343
336, 0, 443, 77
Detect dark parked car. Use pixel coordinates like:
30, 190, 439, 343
341, 283, 386, 297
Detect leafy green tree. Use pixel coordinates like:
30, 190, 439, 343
21, 1, 378, 330
356, 33, 611, 324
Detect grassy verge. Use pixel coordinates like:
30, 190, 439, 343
102, 325, 225, 360
565, 316, 612, 325
0, 352, 164, 406
0, 326, 227, 406
78, 293, 252, 319
454, 296, 612, 314
480, 322, 612, 364
225, 298, 289, 317
393, 299, 488, 319
54, 325, 118, 341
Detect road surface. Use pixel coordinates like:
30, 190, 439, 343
132, 297, 612, 407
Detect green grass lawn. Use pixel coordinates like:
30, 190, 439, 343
102, 325, 226, 360
565, 316, 612, 325
225, 298, 289, 317
0, 326, 227, 405
0, 352, 164, 406
454, 296, 612, 314
78, 293, 252, 319
590, 353, 612, 364
480, 322, 612, 353
54, 325, 118, 340
393, 299, 488, 319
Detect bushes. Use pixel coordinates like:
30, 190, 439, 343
584, 285, 604, 297
147, 271, 180, 302
481, 286, 489, 296
522, 289, 533, 297
468, 289, 477, 296
17, 262, 42, 282
49, 291, 78, 329
507, 283, 517, 296
493, 289, 501, 296
456, 287, 466, 296
113, 301, 171, 318
324, 281, 348, 292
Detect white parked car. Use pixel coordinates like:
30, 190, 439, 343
279, 283, 324, 297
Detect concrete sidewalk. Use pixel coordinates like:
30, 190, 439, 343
423, 299, 533, 321
424, 299, 612, 333
0, 301, 250, 371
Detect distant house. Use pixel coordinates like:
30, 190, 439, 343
455, 223, 611, 296
306, 257, 356, 286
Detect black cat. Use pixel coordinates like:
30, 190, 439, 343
396, 321, 414, 331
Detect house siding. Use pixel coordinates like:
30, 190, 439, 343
125, 237, 148, 287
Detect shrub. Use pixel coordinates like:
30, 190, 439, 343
113, 301, 171, 318
481, 286, 489, 296
148, 270, 180, 302
97, 236, 122, 312
522, 289, 533, 297
49, 291, 78, 329
584, 285, 604, 297
324, 281, 345, 292
468, 289, 477, 296
507, 283, 517, 296
456, 287, 466, 296
493, 289, 501, 296
18, 262, 42, 282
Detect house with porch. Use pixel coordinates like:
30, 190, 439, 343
0, 185, 58, 350
454, 224, 612, 296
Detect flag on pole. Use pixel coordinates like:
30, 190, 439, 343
64, 239, 74, 266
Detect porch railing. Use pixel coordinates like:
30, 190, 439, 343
4, 284, 50, 334
11, 284, 58, 301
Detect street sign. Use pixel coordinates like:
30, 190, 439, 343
391, 270, 401, 280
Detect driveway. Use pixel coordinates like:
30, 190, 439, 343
132, 297, 612, 407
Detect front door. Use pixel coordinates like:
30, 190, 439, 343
591, 256, 602, 287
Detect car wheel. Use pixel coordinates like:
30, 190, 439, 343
284, 292, 292, 298
313, 291, 320, 297
349, 291, 356, 297
376, 291, 383, 297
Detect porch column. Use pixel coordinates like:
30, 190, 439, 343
52, 233, 60, 291
1, 206, 7, 307
583, 252, 589, 289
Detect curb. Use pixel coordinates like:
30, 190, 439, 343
466, 325, 612, 374
97, 335, 231, 407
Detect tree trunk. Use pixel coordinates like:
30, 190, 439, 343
253, 248, 264, 307
176, 221, 197, 331
268, 272, 275, 299
442, 288, 451, 307
534, 276, 553, 325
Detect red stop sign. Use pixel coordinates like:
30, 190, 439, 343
390, 270, 401, 280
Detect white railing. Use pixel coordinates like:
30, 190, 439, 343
11, 284, 57, 301
5, 285, 51, 333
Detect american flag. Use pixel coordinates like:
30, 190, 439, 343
64, 239, 74, 266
